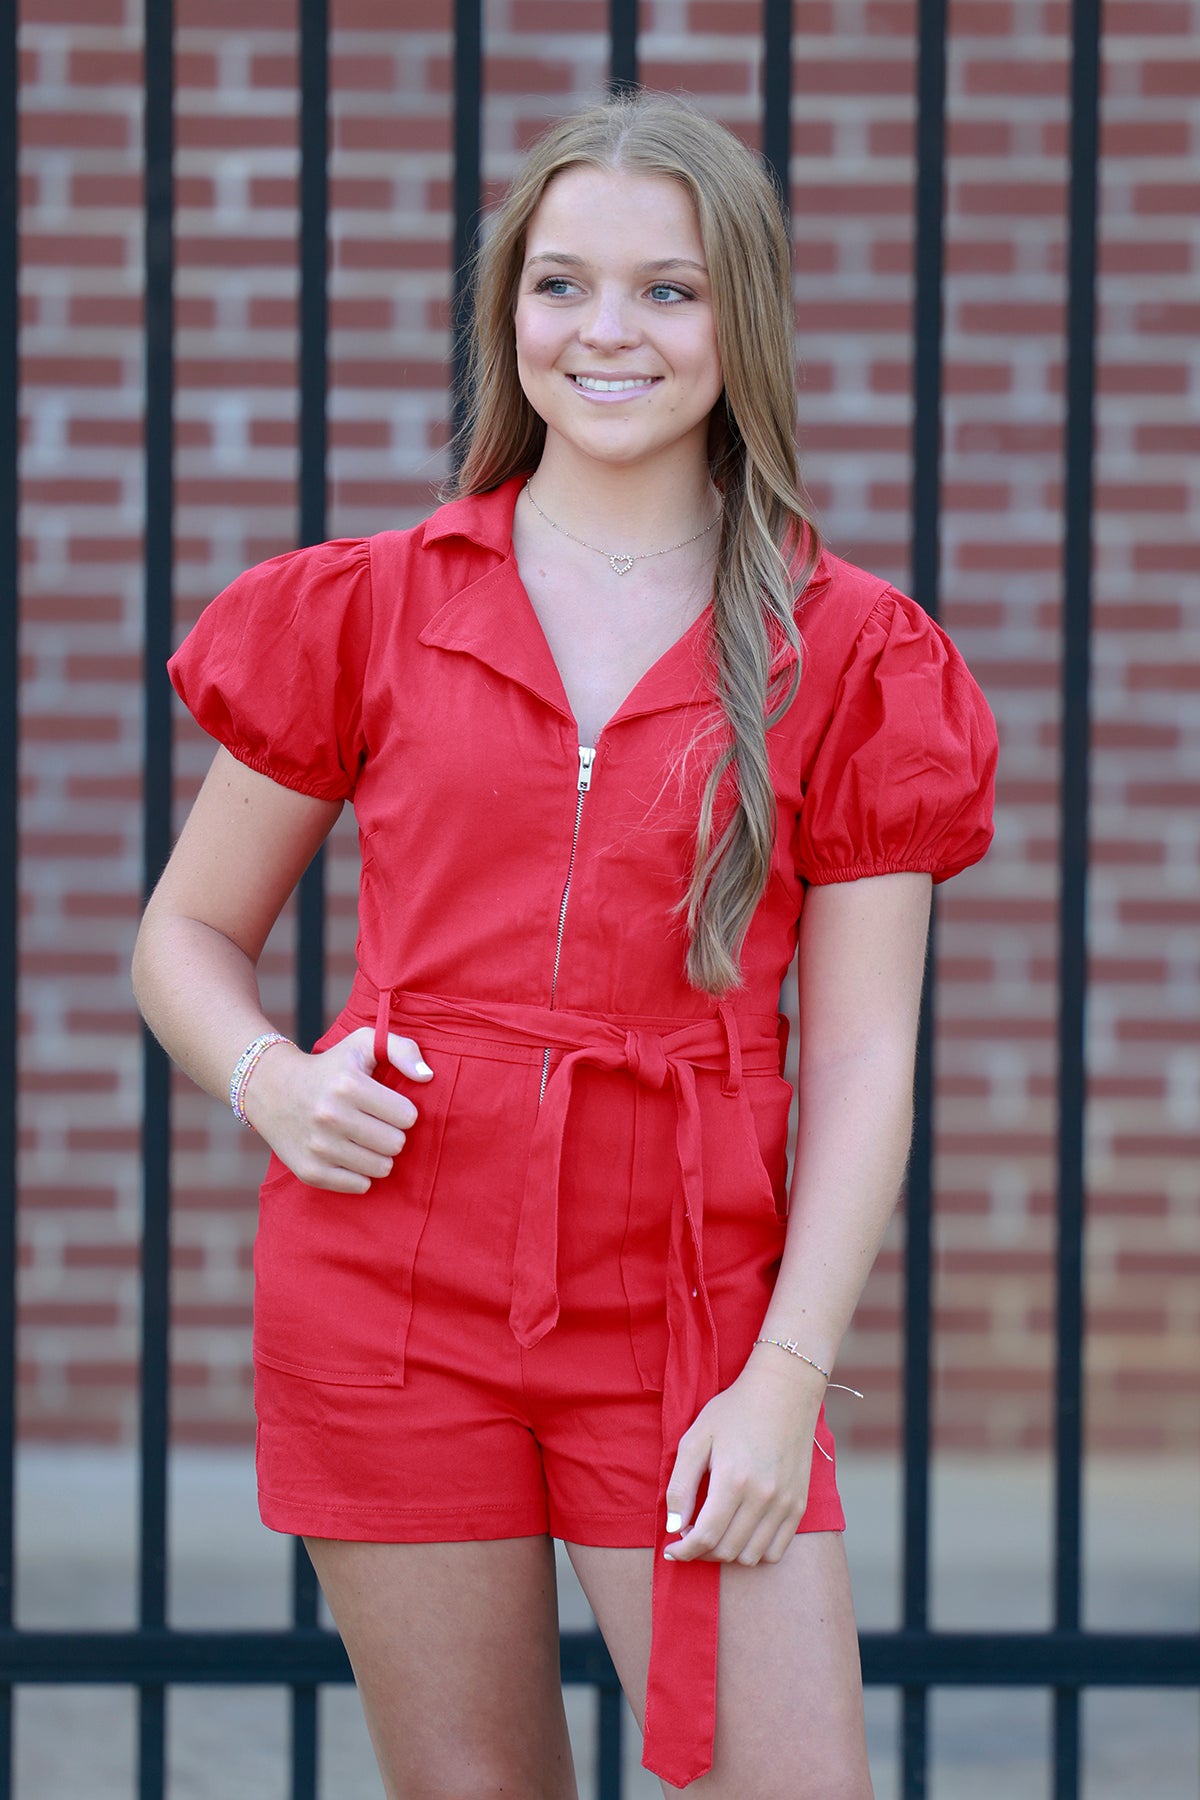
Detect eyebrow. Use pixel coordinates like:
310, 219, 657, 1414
524, 253, 709, 275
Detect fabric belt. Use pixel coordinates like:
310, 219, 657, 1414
352, 973, 785, 1789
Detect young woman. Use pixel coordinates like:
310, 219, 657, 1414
133, 93, 996, 1798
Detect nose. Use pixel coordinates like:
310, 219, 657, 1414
578, 283, 638, 350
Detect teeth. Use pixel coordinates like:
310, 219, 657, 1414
572, 376, 653, 392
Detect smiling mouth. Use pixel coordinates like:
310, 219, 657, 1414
569, 374, 659, 393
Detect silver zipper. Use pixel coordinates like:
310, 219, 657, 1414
539, 745, 595, 1103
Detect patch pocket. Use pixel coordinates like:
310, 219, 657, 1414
252, 1054, 460, 1385
701, 1072, 792, 1227
738, 1072, 793, 1221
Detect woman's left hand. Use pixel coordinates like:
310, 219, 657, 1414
662, 1353, 825, 1566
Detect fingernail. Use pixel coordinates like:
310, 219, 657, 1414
415, 1060, 433, 1077
666, 1511, 683, 1533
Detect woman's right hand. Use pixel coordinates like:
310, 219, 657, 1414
241, 1028, 434, 1193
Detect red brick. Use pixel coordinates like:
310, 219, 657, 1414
66, 48, 141, 84
1104, 120, 1192, 157
25, 591, 125, 622
66, 295, 143, 328
956, 180, 1066, 215
337, 116, 452, 153
1133, 183, 1200, 214
24, 1302, 122, 1328
63, 1243, 139, 1268
65, 535, 144, 563
25, 0, 128, 17
1106, 1, 1193, 27
248, 54, 298, 88
22, 356, 128, 388
65, 420, 140, 450
174, 358, 296, 388
23, 1069, 121, 1094
329, 176, 396, 211
689, 0, 779, 29
336, 356, 447, 388
22, 235, 131, 269
1132, 544, 1200, 574
1136, 301, 1200, 335
22, 112, 132, 150
512, 0, 604, 23
957, 419, 1057, 453
1103, 362, 1191, 395
1141, 59, 1200, 96
177, 235, 296, 269
1101, 241, 1193, 276
247, 177, 296, 209
24, 477, 125, 506
636, 58, 752, 95
177, 0, 292, 23
1136, 424, 1200, 453
62, 885, 141, 907
947, 0, 1015, 31
176, 115, 296, 151
69, 172, 142, 209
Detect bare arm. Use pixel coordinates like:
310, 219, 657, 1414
132, 746, 431, 1191
665, 870, 931, 1563
763, 868, 931, 1367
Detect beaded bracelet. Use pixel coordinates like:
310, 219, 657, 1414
229, 1032, 294, 1128
753, 1337, 864, 1399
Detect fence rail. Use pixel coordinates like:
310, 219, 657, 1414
1, 0, 1197, 1797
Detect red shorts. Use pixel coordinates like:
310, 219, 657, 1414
251, 1015, 845, 1546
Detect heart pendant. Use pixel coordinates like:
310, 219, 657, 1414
609, 554, 635, 576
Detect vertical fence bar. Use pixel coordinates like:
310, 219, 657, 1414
293, 1, 331, 1794
450, 0, 482, 444
609, 0, 638, 93
0, 0, 18, 1793
139, 1, 176, 1795
902, 1, 949, 1793
1054, 4, 1102, 1796
760, 0, 792, 207
596, 1684, 624, 1800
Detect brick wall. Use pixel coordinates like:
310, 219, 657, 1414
16, 0, 1200, 1451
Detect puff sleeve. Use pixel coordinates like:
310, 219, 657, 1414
168, 538, 373, 802
794, 587, 997, 886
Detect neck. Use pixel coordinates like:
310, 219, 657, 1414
528, 447, 718, 550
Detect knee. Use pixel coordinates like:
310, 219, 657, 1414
797, 1758, 874, 1800
392, 1762, 573, 1800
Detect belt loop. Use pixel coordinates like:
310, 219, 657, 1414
374, 985, 393, 1075
717, 1003, 741, 1098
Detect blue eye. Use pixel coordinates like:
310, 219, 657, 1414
534, 276, 576, 297
648, 283, 691, 304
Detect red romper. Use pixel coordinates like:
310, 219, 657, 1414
169, 476, 997, 1788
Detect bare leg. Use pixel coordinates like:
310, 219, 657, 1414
306, 1534, 578, 1800
567, 1534, 872, 1799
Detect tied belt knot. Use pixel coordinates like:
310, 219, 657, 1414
359, 975, 783, 1790
622, 1025, 669, 1090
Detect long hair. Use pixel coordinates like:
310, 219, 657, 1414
451, 92, 822, 994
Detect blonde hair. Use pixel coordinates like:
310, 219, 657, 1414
451, 92, 821, 994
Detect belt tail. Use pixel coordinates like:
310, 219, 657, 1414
641, 1059, 722, 1786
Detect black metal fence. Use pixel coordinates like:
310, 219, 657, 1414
0, 2, 1196, 1798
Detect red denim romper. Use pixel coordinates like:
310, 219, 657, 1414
169, 477, 997, 1787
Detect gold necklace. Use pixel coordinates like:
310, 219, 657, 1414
525, 484, 721, 577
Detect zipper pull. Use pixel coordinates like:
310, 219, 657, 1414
577, 746, 596, 792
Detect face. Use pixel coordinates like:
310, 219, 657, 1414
513, 165, 724, 476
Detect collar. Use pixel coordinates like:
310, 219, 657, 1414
420, 476, 526, 554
